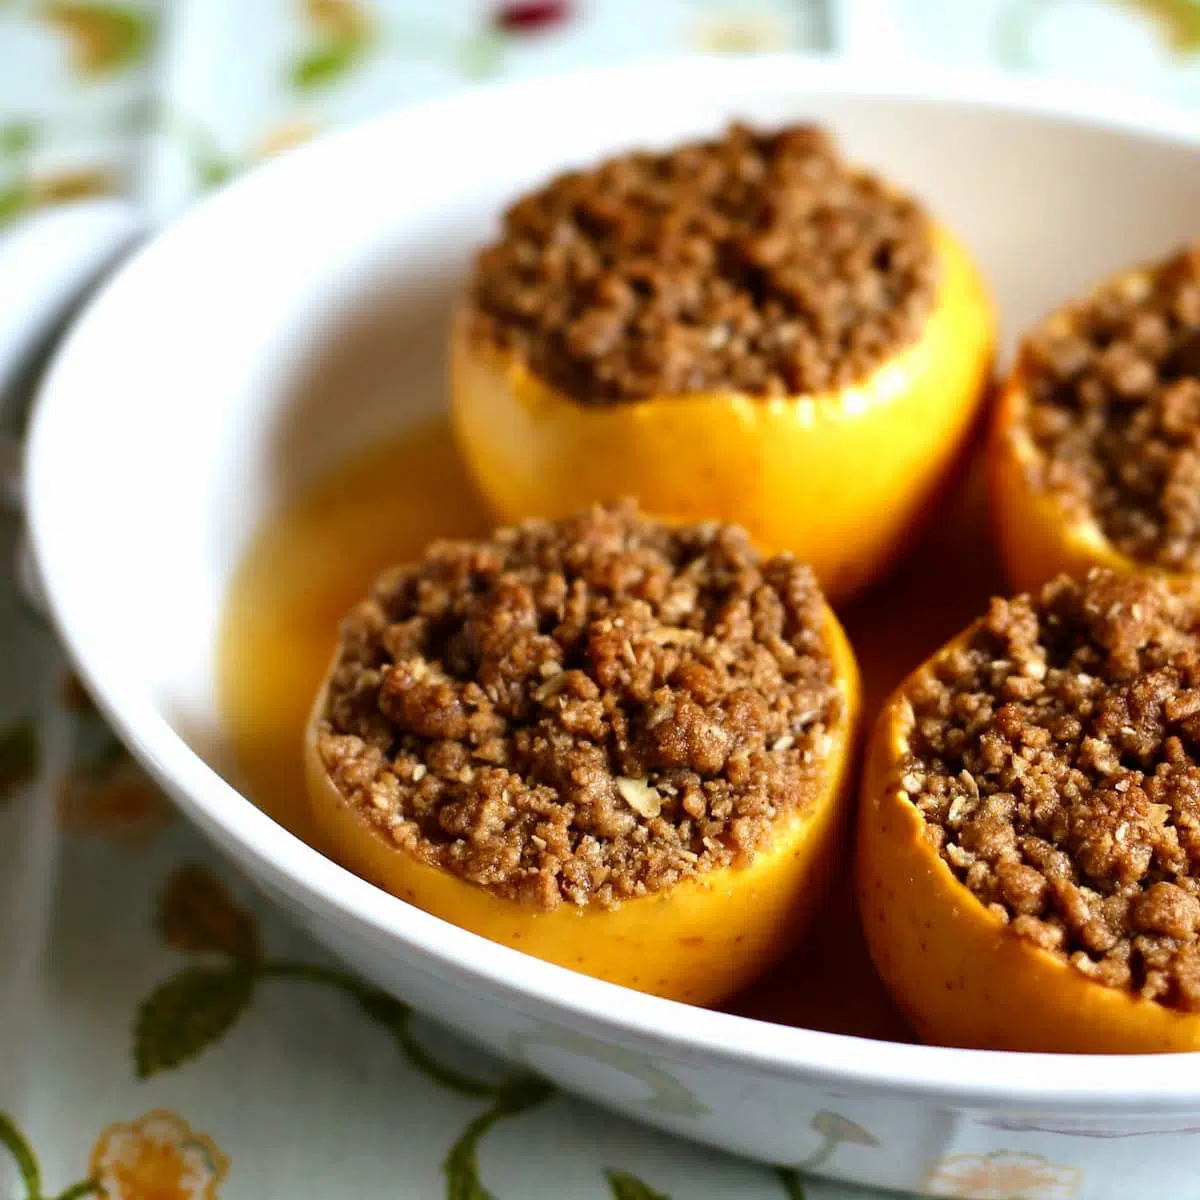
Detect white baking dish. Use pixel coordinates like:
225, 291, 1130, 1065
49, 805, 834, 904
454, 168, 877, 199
24, 56, 1200, 1199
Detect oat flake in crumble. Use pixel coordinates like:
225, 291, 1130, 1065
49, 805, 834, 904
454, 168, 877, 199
316, 501, 843, 910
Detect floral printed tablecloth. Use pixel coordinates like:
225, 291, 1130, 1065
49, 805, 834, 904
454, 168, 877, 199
1, 4, 1198, 1198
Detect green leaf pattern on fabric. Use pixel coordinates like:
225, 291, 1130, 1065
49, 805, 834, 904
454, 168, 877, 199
0, 1111, 98, 1200
52, 1183, 100, 1200
443, 1106, 504, 1200
443, 1078, 554, 1200
287, 0, 376, 92
133, 966, 257, 1078
456, 29, 505, 79
0, 182, 27, 226
775, 1166, 808, 1200
160, 112, 236, 192
0, 1111, 41, 1199
607, 1169, 671, 1199
0, 122, 34, 157
288, 37, 369, 90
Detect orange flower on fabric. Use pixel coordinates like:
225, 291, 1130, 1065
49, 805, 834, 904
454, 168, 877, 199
89, 1110, 229, 1200
159, 863, 263, 961
43, 3, 154, 77
302, 0, 373, 41
923, 1151, 1082, 1199
57, 759, 175, 847
27, 167, 115, 205
253, 118, 318, 161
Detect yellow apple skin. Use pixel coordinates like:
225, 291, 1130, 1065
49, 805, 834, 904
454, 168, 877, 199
451, 222, 995, 605
306, 607, 861, 1007
989, 364, 1138, 597
858, 634, 1200, 1053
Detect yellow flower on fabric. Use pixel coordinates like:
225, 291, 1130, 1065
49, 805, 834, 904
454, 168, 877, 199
253, 118, 318, 161
923, 1150, 1082, 1199
690, 12, 788, 54
89, 1110, 229, 1200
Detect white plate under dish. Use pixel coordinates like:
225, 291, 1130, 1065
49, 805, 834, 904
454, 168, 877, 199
24, 55, 1200, 1199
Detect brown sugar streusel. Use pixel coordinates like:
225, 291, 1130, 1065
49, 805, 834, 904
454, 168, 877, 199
902, 568, 1200, 1011
315, 501, 843, 911
465, 122, 937, 403
1023, 243, 1200, 571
